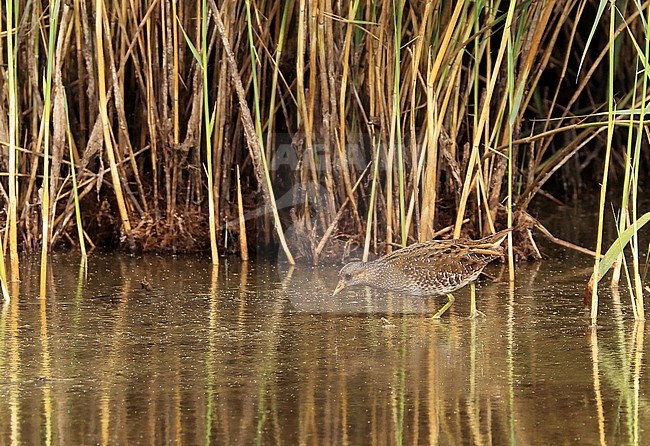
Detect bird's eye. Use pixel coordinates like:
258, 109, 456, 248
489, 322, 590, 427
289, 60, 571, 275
344, 273, 352, 280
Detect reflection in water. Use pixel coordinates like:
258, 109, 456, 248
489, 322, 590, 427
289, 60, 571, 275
0, 252, 647, 444
590, 327, 606, 446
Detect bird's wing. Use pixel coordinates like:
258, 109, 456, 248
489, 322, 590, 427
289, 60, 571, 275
381, 241, 489, 289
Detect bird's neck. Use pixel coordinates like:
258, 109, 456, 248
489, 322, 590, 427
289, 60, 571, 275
360, 260, 388, 287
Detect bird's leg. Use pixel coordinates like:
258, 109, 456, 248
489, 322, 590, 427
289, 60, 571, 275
432, 293, 455, 319
468, 282, 486, 319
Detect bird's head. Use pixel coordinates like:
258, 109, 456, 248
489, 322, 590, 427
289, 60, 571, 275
333, 261, 371, 296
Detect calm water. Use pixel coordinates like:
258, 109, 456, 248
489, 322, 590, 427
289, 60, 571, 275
0, 250, 647, 445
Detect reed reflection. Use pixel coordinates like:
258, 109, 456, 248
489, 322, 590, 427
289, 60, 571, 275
0, 255, 646, 445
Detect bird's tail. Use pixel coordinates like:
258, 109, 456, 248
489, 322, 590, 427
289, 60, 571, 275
479, 228, 512, 246
471, 228, 512, 256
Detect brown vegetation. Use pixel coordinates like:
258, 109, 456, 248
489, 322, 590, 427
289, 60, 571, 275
0, 0, 648, 264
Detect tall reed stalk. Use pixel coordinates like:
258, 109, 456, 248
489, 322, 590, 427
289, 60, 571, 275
39, 0, 62, 294
363, 137, 381, 262
64, 94, 87, 260
391, 0, 406, 248
627, 1, 650, 319
202, 0, 218, 265
611, 62, 637, 288
5, 0, 19, 281
506, 3, 516, 281
591, 0, 616, 324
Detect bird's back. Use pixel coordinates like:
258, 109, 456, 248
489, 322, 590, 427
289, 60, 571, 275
369, 230, 508, 295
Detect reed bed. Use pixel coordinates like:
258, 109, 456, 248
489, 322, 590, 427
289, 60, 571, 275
0, 1, 648, 310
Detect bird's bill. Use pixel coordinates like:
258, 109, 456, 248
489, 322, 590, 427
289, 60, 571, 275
333, 280, 346, 296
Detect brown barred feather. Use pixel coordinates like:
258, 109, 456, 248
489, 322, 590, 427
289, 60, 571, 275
334, 229, 510, 297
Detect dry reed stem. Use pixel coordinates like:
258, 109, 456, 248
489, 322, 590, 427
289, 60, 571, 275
454, 1, 516, 239
236, 165, 248, 261
209, 0, 294, 264
0, 0, 644, 264
5, 0, 20, 279
96, 0, 134, 248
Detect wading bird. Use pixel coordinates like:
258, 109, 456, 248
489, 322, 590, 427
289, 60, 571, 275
333, 229, 510, 318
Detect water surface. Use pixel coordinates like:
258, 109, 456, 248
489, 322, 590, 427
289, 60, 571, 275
0, 251, 647, 445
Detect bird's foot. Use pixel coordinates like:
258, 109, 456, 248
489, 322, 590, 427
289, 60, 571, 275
430, 294, 455, 319
467, 309, 486, 319
430, 309, 447, 319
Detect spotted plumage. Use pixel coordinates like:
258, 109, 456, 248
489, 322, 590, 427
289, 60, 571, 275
333, 229, 510, 318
